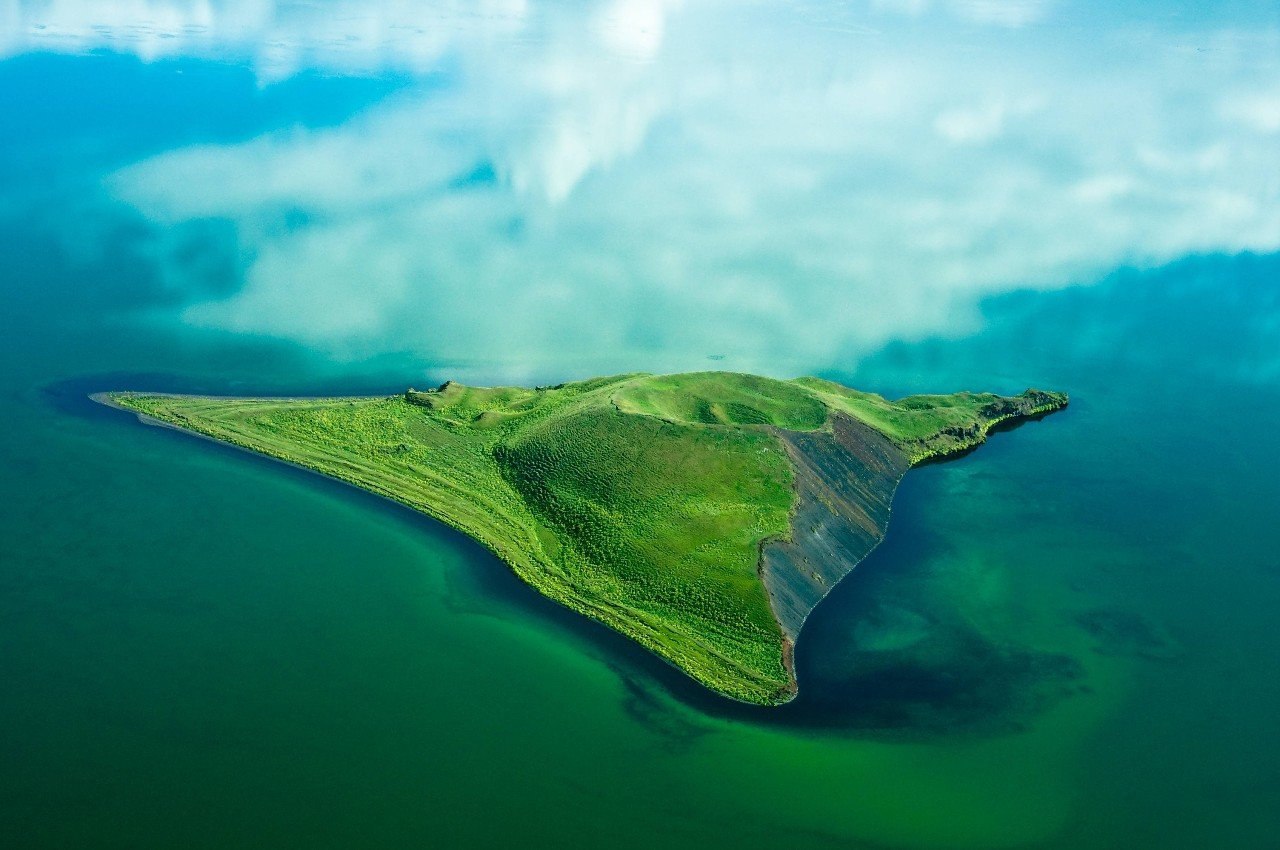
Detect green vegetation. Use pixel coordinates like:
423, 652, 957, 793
613, 372, 828, 430
103, 372, 1066, 704
795, 378, 1069, 463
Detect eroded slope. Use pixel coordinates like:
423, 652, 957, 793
761, 415, 912, 645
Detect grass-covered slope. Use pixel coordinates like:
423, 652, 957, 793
794, 378, 1067, 463
101, 372, 1066, 704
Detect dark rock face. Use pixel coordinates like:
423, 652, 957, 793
760, 415, 911, 643
896, 389, 1068, 462
982, 389, 1064, 417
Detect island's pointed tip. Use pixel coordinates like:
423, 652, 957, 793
1019, 387, 1070, 411
1024, 387, 1068, 399
89, 391, 128, 410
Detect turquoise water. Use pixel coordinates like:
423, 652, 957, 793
3, 3, 1279, 848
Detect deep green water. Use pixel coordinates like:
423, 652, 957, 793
3, 3, 1279, 848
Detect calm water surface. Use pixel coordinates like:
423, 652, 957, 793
2, 2, 1278, 848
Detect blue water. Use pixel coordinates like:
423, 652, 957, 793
2, 3, 1278, 847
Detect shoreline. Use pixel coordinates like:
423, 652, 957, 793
92, 383, 1069, 709
776, 396, 1070, 697
90, 390, 785, 709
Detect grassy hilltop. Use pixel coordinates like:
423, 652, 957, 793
104, 372, 1066, 704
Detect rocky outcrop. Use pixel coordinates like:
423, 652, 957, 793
898, 389, 1069, 463
404, 381, 457, 409
760, 415, 911, 644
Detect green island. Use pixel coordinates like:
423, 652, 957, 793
96, 372, 1067, 705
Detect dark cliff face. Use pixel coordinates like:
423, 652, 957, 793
897, 389, 1069, 463
984, 389, 1065, 416
758, 389, 1068, 689
759, 415, 911, 649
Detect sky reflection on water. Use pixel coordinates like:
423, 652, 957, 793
4, 0, 1278, 384
4, 5, 1280, 849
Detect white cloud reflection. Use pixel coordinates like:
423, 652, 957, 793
10, 1, 1280, 380
2, 0, 531, 82
872, 0, 1051, 28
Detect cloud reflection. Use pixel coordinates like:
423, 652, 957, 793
10, 1, 1280, 381
2, 0, 531, 82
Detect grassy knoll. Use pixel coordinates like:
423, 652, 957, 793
104, 372, 1066, 704
613, 371, 828, 430
793, 378, 1068, 463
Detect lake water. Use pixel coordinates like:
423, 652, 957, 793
2, 2, 1278, 848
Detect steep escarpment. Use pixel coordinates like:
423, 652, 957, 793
760, 415, 911, 646
758, 389, 1069, 672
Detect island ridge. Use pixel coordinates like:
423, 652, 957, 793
97, 372, 1067, 705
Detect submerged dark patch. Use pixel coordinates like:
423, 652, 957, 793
1076, 608, 1181, 661
613, 668, 717, 753
799, 621, 1085, 737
